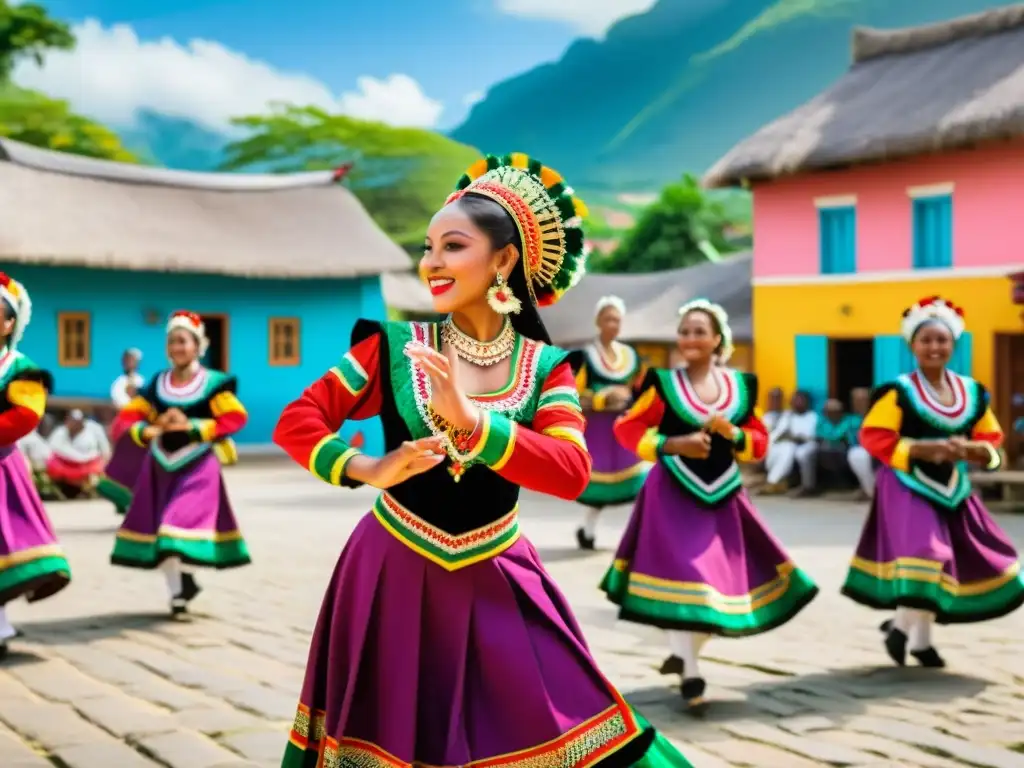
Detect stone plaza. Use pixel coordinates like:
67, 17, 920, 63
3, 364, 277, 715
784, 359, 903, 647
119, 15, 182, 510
1, 463, 1023, 768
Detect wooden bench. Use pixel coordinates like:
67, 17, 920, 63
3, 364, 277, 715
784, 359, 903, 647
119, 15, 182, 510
970, 470, 1024, 503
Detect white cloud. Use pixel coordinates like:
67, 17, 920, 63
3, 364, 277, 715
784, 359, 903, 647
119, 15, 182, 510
495, 0, 658, 35
13, 19, 444, 131
463, 91, 485, 107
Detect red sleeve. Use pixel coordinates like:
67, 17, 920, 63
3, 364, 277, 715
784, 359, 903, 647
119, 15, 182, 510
734, 409, 769, 462
273, 334, 382, 485
859, 388, 911, 471
112, 395, 157, 443
0, 380, 46, 444
613, 385, 665, 461
458, 361, 591, 500
188, 391, 248, 443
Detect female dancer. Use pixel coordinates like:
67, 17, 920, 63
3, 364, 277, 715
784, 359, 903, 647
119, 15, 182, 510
110, 311, 250, 614
575, 296, 649, 550
274, 154, 692, 767
842, 296, 1023, 667
0, 273, 70, 658
602, 299, 818, 713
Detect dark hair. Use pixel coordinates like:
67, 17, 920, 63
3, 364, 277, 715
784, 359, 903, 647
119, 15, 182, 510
0, 299, 15, 344
679, 308, 725, 355
793, 389, 812, 406
454, 193, 552, 345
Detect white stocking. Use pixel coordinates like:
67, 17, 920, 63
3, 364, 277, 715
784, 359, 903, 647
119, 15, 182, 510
909, 610, 935, 651
667, 631, 710, 680
892, 606, 914, 634
0, 606, 15, 641
161, 558, 183, 598
580, 508, 599, 538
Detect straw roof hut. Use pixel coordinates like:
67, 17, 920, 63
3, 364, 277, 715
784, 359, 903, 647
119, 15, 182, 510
0, 137, 408, 276
704, 4, 1024, 188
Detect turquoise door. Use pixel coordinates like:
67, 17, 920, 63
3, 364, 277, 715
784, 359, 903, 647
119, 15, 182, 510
794, 335, 828, 410
949, 331, 973, 376
872, 335, 915, 386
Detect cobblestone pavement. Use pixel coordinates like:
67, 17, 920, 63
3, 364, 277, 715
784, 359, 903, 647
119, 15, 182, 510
2, 463, 1023, 768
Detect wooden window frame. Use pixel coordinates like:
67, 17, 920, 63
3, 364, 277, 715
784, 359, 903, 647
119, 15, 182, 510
269, 317, 301, 367
57, 311, 92, 368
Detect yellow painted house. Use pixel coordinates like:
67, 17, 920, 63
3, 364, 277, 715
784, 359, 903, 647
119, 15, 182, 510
704, 7, 1024, 464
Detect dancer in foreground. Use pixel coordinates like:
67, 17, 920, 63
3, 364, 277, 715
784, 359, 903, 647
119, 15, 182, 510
575, 295, 649, 550
0, 273, 70, 658
110, 311, 250, 614
841, 296, 1023, 667
602, 299, 818, 714
274, 154, 692, 767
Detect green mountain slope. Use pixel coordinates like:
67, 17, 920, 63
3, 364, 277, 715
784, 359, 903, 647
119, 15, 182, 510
451, 0, 1019, 192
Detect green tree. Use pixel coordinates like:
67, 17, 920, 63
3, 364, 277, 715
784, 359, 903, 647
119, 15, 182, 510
0, 85, 139, 162
221, 104, 479, 251
0, 1, 74, 81
593, 174, 734, 273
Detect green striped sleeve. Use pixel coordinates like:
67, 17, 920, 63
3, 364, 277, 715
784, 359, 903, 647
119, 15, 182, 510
308, 434, 361, 485
475, 411, 517, 470
330, 351, 369, 396
537, 384, 581, 413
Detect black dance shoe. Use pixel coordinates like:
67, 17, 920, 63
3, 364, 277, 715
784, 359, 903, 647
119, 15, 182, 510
884, 627, 908, 666
181, 573, 202, 603
680, 676, 708, 716
659, 655, 683, 675
575, 527, 595, 551
910, 647, 946, 668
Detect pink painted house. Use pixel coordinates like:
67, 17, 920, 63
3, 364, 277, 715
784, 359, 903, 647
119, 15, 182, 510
703, 5, 1024, 464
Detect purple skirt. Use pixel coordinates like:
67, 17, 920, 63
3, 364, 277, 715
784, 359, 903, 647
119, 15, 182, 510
96, 436, 147, 513
110, 451, 250, 570
0, 446, 71, 605
283, 512, 664, 767
841, 467, 1024, 624
600, 463, 818, 637
578, 411, 648, 508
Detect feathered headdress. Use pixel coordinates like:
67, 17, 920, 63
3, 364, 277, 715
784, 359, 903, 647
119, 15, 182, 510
679, 298, 734, 364
900, 296, 965, 342
166, 310, 210, 356
447, 153, 588, 307
594, 295, 626, 321
0, 272, 33, 350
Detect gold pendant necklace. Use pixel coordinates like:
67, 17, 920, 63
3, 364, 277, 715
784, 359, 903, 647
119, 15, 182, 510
441, 317, 516, 366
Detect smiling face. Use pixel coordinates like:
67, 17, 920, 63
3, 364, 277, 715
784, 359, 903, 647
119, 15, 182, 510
596, 306, 622, 343
676, 309, 721, 365
911, 321, 954, 372
421, 202, 510, 315
167, 329, 199, 368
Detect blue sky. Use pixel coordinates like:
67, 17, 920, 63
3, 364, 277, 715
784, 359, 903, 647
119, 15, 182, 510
17, 0, 658, 132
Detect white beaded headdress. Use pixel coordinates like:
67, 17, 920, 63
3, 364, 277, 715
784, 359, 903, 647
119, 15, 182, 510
594, 295, 626, 321
900, 296, 965, 342
166, 311, 210, 356
679, 298, 734, 364
0, 272, 33, 350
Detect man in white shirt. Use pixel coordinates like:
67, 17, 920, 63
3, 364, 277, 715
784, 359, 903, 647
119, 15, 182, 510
45, 410, 112, 496
110, 348, 144, 409
763, 390, 819, 493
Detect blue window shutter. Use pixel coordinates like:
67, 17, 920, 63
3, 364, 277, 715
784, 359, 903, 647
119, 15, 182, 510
912, 194, 953, 269
818, 207, 856, 274
873, 335, 906, 386
795, 335, 829, 409
949, 331, 973, 376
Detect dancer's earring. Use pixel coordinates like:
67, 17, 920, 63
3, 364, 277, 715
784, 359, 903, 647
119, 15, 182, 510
486, 272, 522, 315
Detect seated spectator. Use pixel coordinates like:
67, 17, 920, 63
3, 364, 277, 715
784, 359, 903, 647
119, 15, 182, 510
762, 390, 818, 494
17, 428, 60, 500
45, 410, 111, 498
846, 387, 875, 500
762, 387, 785, 435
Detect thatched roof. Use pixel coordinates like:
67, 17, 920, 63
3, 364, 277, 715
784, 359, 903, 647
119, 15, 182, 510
383, 253, 752, 346
0, 137, 409, 278
704, 4, 1024, 188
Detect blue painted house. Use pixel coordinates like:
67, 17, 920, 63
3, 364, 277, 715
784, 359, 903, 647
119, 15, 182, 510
0, 137, 410, 455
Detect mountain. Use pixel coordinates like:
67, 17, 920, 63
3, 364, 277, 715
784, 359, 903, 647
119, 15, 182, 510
118, 110, 229, 171
451, 0, 1020, 192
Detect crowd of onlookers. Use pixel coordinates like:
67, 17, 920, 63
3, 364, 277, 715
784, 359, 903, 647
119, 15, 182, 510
754, 386, 875, 499
17, 348, 143, 500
